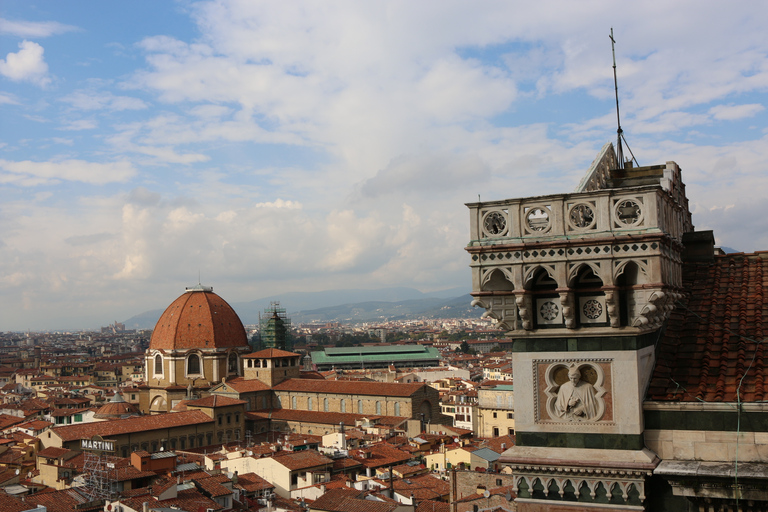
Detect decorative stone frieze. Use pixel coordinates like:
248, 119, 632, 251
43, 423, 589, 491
466, 148, 692, 336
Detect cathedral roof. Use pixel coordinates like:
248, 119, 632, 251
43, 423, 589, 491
149, 285, 249, 351
648, 252, 768, 403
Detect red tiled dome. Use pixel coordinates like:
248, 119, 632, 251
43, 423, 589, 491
149, 285, 249, 351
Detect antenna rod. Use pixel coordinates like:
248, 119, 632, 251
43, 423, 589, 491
610, 28, 625, 169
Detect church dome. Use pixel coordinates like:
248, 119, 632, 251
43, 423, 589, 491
149, 285, 249, 351
94, 392, 139, 419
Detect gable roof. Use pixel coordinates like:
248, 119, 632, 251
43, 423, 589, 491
215, 377, 271, 393
186, 395, 246, 408
311, 488, 399, 512
52, 410, 213, 442
244, 348, 301, 359
648, 253, 768, 403
272, 449, 333, 470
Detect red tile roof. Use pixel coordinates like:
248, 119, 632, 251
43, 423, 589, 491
392, 474, 450, 501
220, 376, 271, 392
38, 447, 73, 459
311, 488, 399, 512
186, 395, 246, 408
350, 442, 413, 469
415, 500, 450, 512
235, 471, 274, 493
52, 410, 213, 442
648, 253, 768, 402
193, 474, 233, 497
273, 378, 427, 397
149, 289, 249, 351
272, 449, 334, 470
244, 348, 301, 358
120, 487, 224, 512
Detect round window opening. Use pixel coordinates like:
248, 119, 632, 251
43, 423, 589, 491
616, 199, 642, 225
526, 208, 550, 231
569, 203, 595, 229
483, 211, 506, 236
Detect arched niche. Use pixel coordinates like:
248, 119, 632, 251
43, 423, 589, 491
526, 267, 561, 328
615, 260, 648, 326
481, 268, 514, 292
149, 395, 167, 414
572, 264, 608, 326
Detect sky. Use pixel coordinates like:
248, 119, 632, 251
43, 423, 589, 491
2, 1, 768, 331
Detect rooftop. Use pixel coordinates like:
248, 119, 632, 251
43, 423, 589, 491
648, 252, 768, 403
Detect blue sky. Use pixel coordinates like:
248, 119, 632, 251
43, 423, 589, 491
2, 1, 768, 330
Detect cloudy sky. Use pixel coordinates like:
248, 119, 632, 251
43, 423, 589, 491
2, 1, 767, 331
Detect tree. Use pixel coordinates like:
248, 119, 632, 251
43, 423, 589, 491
460, 340, 470, 353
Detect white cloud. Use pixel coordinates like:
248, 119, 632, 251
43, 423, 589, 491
61, 90, 148, 111
0, 92, 19, 105
0, 18, 77, 38
709, 103, 765, 121
0, 40, 50, 86
0, 159, 136, 185
59, 119, 98, 131
254, 199, 302, 209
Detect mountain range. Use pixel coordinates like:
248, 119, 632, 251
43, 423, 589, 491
123, 287, 481, 329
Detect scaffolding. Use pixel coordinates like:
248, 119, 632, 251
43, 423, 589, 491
81, 450, 119, 502
258, 301, 291, 350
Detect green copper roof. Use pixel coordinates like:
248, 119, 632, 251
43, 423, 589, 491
311, 345, 441, 364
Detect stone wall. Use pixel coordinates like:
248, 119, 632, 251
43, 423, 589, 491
452, 470, 516, 501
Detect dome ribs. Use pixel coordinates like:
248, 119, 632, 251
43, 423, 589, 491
149, 288, 248, 351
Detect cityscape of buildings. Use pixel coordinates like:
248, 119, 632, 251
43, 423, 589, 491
0, 141, 764, 512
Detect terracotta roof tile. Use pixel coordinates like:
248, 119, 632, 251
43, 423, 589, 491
272, 449, 333, 470
648, 253, 768, 403
311, 488, 399, 512
244, 348, 301, 359
235, 472, 274, 493
186, 395, 246, 408
52, 410, 213, 442
149, 289, 249, 351
219, 377, 271, 392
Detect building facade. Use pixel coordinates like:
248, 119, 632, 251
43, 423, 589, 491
465, 144, 768, 511
139, 284, 252, 414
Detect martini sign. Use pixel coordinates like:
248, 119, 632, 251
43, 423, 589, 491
81, 435, 115, 453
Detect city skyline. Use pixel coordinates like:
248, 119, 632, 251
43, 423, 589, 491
2, 1, 768, 330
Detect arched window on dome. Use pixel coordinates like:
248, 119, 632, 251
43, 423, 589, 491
154, 354, 163, 376
228, 353, 238, 375
187, 354, 202, 377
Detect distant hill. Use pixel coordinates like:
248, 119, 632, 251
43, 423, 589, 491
122, 287, 478, 329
